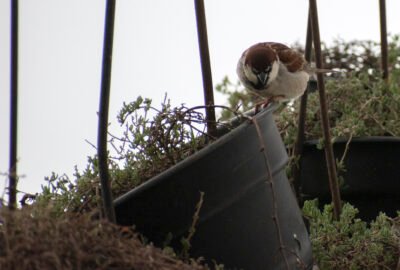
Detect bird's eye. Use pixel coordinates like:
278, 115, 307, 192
264, 66, 271, 73
252, 68, 259, 74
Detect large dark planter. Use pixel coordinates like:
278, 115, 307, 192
114, 106, 313, 270
299, 136, 400, 220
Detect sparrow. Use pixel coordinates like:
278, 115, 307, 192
237, 42, 312, 110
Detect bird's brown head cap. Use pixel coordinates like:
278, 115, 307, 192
244, 45, 277, 72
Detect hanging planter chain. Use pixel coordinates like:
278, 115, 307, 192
379, 0, 388, 81
97, 0, 117, 223
8, 0, 19, 210
194, 0, 217, 138
309, 0, 342, 219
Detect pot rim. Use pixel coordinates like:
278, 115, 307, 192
114, 104, 279, 205
304, 136, 400, 146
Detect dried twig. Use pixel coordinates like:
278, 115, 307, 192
181, 191, 205, 259
251, 116, 290, 270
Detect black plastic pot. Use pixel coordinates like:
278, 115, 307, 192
299, 136, 400, 220
114, 106, 313, 270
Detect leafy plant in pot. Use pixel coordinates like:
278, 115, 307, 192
34, 95, 313, 269
293, 71, 400, 220
112, 97, 313, 270
217, 37, 400, 221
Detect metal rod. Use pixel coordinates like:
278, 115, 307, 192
309, 0, 342, 220
97, 0, 116, 223
194, 0, 217, 137
379, 0, 389, 81
292, 10, 313, 199
8, 0, 19, 210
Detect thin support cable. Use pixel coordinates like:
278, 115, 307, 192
9, 0, 19, 210
379, 0, 389, 81
194, 0, 217, 138
292, 10, 313, 199
97, 0, 116, 223
309, 0, 342, 220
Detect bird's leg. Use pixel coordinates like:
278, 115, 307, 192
254, 95, 285, 114
255, 97, 271, 114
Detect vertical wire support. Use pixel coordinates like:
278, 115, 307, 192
309, 0, 342, 220
8, 0, 19, 210
194, 0, 217, 137
379, 0, 389, 81
97, 0, 116, 223
292, 11, 313, 200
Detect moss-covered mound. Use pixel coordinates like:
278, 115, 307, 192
0, 207, 207, 270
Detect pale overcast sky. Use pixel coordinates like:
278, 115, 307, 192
1, 0, 399, 197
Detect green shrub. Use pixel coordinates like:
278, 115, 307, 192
303, 200, 400, 269
36, 95, 210, 216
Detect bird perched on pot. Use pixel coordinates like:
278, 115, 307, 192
237, 42, 315, 110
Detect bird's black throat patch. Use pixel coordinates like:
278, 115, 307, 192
249, 78, 268, 90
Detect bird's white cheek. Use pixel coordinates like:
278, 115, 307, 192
269, 60, 280, 82
243, 65, 258, 85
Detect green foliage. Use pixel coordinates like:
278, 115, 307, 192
276, 71, 400, 146
36, 162, 102, 216
115, 95, 208, 174
303, 200, 400, 269
36, 95, 210, 215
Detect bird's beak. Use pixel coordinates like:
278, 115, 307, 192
257, 72, 268, 85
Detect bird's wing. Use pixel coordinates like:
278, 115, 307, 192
261, 42, 306, 73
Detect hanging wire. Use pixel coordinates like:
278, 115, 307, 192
97, 0, 116, 223
194, 0, 217, 138
8, 0, 19, 210
379, 0, 389, 81
309, 0, 342, 220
